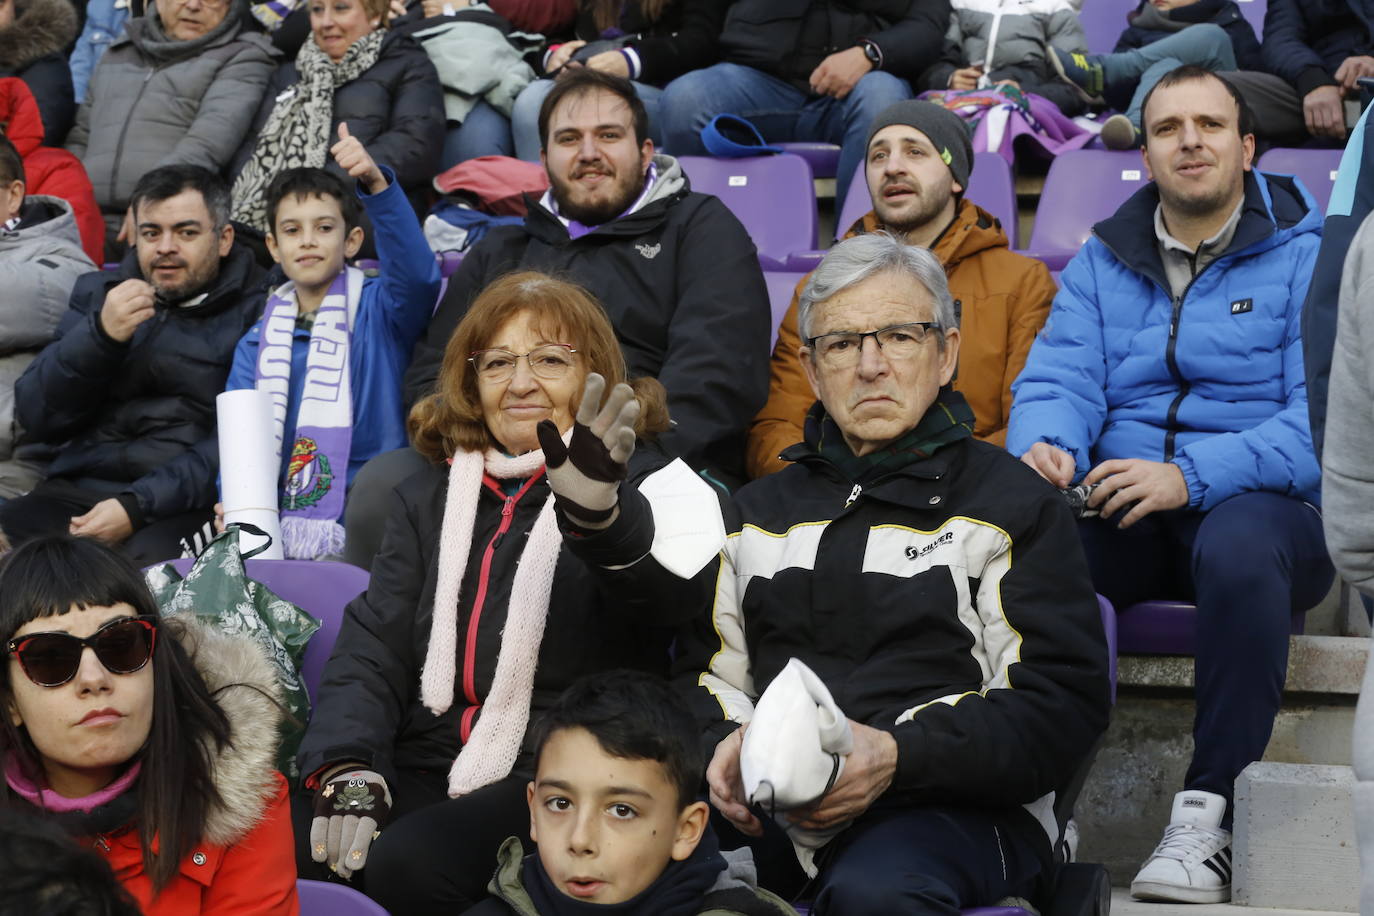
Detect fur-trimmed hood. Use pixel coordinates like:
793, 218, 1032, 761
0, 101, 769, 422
171, 617, 285, 847
0, 0, 78, 71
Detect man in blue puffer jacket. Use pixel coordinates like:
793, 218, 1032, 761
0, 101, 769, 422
1008, 65, 1334, 905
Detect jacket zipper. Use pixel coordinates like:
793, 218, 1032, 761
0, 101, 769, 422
458, 471, 545, 741
108, 67, 157, 207
1161, 266, 1204, 462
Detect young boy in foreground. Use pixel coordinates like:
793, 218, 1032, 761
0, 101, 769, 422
464, 671, 794, 916
222, 123, 440, 559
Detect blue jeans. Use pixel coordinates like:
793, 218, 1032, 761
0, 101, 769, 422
511, 78, 666, 162
1078, 491, 1333, 823
441, 99, 514, 170
1099, 24, 1237, 128
659, 62, 912, 214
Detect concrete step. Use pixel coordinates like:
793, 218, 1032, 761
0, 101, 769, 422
1110, 887, 1350, 916
1076, 636, 1366, 889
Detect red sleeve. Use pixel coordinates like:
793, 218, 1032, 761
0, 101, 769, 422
488, 0, 576, 35
202, 773, 300, 916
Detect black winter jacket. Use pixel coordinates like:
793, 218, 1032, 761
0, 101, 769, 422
562, 0, 731, 86
13, 244, 267, 527
1114, 0, 1262, 70
675, 431, 1110, 833
404, 156, 770, 490
0, 0, 78, 145
230, 30, 444, 198
296, 446, 714, 789
718, 0, 951, 89
1261, 0, 1374, 96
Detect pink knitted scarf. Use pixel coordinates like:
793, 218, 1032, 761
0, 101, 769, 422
419, 444, 563, 797
5, 755, 143, 813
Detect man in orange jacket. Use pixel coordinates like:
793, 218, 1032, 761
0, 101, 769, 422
747, 100, 1056, 479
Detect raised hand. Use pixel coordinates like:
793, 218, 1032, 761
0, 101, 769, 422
536, 373, 639, 529
330, 122, 387, 194
99, 278, 157, 343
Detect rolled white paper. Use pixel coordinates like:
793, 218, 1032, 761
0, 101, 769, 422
216, 389, 284, 560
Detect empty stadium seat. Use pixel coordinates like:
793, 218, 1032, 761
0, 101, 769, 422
1078, 0, 1135, 53
763, 270, 806, 350
1116, 599, 1306, 655
775, 142, 841, 179
1025, 149, 1150, 270
168, 557, 370, 702
678, 153, 819, 270
298, 879, 390, 915
1257, 146, 1343, 214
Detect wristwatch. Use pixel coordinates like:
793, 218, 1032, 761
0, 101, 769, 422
858, 39, 883, 69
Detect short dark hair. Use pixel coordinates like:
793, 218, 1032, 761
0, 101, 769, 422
0, 807, 143, 916
129, 165, 231, 231
0, 134, 23, 187
1139, 65, 1255, 145
537, 68, 649, 151
531, 670, 702, 810
265, 167, 361, 235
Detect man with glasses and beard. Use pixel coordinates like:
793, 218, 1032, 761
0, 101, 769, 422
749, 100, 1055, 479
679, 232, 1109, 915
1008, 66, 1333, 904
402, 68, 769, 494
0, 164, 265, 564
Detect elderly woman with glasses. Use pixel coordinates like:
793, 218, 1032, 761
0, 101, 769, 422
293, 270, 723, 913
0, 535, 298, 916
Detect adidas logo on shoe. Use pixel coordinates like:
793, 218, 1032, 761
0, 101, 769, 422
1131, 790, 1232, 904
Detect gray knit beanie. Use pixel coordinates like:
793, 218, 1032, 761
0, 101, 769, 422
866, 101, 974, 190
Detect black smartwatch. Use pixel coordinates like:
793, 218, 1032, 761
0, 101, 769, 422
858, 38, 882, 69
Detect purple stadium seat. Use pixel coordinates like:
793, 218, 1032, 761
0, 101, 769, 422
298, 879, 390, 914
775, 141, 841, 179
1116, 599, 1306, 655
1099, 593, 1118, 704
678, 154, 819, 269
1257, 147, 1343, 214
1025, 149, 1150, 270
1078, 0, 1135, 53
168, 557, 370, 700
763, 270, 806, 351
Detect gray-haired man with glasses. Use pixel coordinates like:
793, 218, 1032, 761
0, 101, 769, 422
675, 232, 1110, 914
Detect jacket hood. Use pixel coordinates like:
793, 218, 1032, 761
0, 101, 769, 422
846, 197, 1011, 268
1091, 169, 1321, 291
5, 194, 84, 247
0, 0, 77, 71
123, 0, 250, 60
171, 617, 284, 846
524, 154, 691, 244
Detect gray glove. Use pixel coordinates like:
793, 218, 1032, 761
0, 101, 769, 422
310, 768, 392, 879
537, 373, 639, 528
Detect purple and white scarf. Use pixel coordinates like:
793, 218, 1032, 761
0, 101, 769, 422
254, 267, 363, 559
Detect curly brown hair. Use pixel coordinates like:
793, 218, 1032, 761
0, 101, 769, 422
408, 271, 670, 461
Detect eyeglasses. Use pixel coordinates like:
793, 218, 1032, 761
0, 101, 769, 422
805, 322, 941, 369
469, 345, 578, 383
5, 616, 159, 688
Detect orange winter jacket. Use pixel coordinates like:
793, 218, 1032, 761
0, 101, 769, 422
93, 774, 298, 916
746, 200, 1056, 479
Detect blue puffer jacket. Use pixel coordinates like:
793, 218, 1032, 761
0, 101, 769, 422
1007, 170, 1323, 511
68, 0, 130, 105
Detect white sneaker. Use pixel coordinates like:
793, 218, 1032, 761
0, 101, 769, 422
1130, 790, 1232, 904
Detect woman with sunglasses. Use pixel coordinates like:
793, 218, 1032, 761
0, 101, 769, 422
0, 535, 298, 915
295, 271, 722, 913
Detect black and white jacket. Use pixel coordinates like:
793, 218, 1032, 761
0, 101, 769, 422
677, 433, 1111, 848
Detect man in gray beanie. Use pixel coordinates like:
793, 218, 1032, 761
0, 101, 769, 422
748, 99, 1057, 479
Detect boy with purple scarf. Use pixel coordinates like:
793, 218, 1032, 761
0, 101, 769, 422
224, 124, 440, 559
